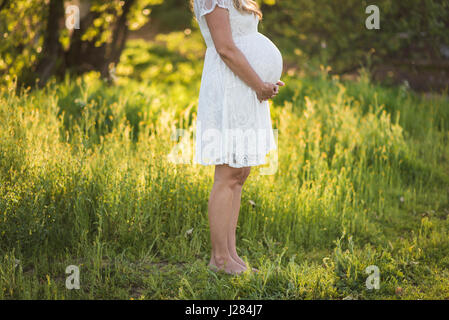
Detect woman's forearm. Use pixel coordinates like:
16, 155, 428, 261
217, 45, 264, 93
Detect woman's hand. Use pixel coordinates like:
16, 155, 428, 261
256, 82, 276, 102
256, 80, 285, 103
272, 80, 285, 96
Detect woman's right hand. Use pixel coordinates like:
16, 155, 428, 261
256, 82, 278, 103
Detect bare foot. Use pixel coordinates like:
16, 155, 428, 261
230, 252, 247, 268
208, 255, 247, 275
229, 252, 259, 273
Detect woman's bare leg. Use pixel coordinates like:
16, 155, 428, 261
227, 167, 251, 267
208, 164, 247, 274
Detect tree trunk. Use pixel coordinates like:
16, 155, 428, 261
22, 0, 137, 87
101, 0, 136, 78
33, 0, 64, 87
64, 7, 104, 75
0, 0, 10, 11
65, 0, 136, 80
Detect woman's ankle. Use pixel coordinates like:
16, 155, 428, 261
211, 253, 232, 267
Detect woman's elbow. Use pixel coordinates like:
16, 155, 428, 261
216, 45, 236, 60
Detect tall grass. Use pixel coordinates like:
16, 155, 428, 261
0, 33, 448, 299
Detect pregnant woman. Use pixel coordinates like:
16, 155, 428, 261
191, 0, 284, 274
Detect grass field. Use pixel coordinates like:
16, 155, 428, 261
1, 32, 449, 299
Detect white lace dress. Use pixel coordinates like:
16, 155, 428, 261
193, 0, 283, 168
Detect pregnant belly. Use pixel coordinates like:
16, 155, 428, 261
235, 32, 283, 84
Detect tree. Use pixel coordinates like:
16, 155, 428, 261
0, 0, 163, 88
259, 0, 449, 75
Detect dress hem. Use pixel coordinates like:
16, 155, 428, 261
194, 145, 277, 168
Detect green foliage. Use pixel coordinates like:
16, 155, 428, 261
0, 0, 46, 84
3, 0, 448, 88
0, 0, 165, 87
117, 31, 204, 84
82, 0, 162, 45
260, 0, 449, 73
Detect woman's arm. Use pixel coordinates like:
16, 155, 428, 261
204, 6, 279, 102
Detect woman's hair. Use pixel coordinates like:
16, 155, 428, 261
233, 0, 263, 20
189, 0, 263, 20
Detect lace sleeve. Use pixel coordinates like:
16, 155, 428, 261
197, 0, 233, 18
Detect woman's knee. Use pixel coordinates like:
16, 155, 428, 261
214, 165, 245, 188
230, 167, 251, 188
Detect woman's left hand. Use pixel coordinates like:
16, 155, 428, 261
266, 80, 285, 100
